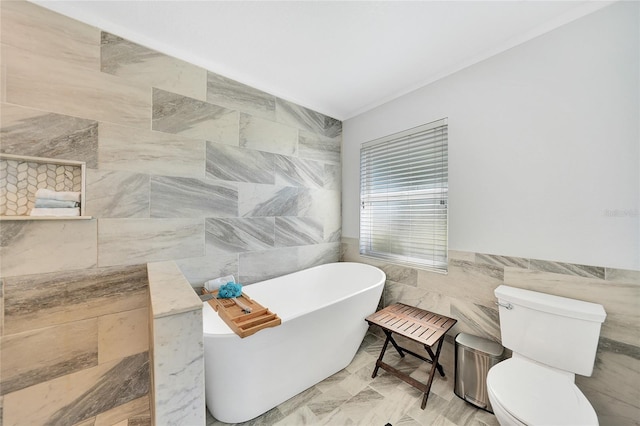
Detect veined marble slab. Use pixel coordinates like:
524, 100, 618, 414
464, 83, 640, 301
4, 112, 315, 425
529, 259, 605, 279
206, 217, 274, 253
2, 264, 148, 335
85, 169, 149, 218
4, 45, 150, 129
0, 103, 98, 168
150, 176, 237, 218
0, 220, 97, 278
207, 72, 276, 120
151, 310, 204, 426
275, 155, 324, 188
206, 141, 275, 184
297, 188, 341, 242
152, 88, 239, 146
98, 218, 204, 267
275, 217, 323, 247
147, 260, 202, 319
239, 113, 298, 156
101, 32, 206, 101
1, 0, 100, 69
275, 98, 342, 138
99, 122, 206, 178
298, 130, 341, 164
238, 183, 301, 217
1, 319, 98, 395
2, 352, 149, 426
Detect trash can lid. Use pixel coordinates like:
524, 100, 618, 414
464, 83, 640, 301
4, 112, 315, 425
456, 333, 504, 357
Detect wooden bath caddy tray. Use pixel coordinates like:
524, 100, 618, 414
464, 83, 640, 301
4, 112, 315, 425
202, 289, 281, 338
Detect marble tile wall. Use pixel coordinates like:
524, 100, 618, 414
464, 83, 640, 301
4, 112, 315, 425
341, 237, 640, 426
1, 0, 341, 423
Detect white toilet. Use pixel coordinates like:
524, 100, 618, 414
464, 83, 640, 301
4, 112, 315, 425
487, 285, 606, 426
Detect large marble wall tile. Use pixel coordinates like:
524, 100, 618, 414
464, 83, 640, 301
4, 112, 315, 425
85, 169, 149, 218
150, 176, 237, 218
207, 72, 276, 120
475, 253, 529, 269
94, 395, 150, 426
275, 217, 323, 247
152, 88, 238, 146
324, 164, 341, 191
298, 130, 341, 164
606, 267, 640, 283
2, 352, 149, 426
299, 188, 341, 242
238, 183, 301, 217
205, 141, 275, 184
101, 32, 206, 101
1, 319, 98, 395
239, 242, 339, 284
503, 268, 639, 347
99, 122, 205, 178
3, 264, 148, 335
151, 310, 204, 426
175, 252, 238, 287
275, 98, 342, 138
579, 345, 640, 426
0, 220, 97, 277
275, 155, 324, 188
207, 217, 274, 253
98, 219, 204, 267
417, 260, 504, 307
98, 307, 148, 364
1, 0, 100, 69
239, 113, 298, 156
529, 258, 605, 279
4, 45, 150, 129
0, 103, 98, 168
450, 299, 501, 342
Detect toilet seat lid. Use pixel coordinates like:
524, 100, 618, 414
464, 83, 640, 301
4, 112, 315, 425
488, 358, 598, 425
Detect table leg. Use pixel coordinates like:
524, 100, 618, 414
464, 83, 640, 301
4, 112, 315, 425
425, 345, 445, 377
372, 333, 391, 378
421, 337, 445, 409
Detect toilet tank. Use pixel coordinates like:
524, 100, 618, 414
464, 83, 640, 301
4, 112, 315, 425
495, 285, 606, 377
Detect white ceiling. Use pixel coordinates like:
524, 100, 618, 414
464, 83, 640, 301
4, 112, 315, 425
33, 0, 614, 121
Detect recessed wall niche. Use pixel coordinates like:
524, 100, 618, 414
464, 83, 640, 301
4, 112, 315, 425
0, 153, 89, 219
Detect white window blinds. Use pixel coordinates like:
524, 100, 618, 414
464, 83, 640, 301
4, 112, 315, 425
359, 118, 448, 273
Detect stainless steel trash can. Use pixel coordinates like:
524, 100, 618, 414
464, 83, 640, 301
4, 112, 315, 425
454, 333, 505, 413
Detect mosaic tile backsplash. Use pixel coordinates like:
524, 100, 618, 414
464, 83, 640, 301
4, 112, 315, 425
0, 158, 82, 216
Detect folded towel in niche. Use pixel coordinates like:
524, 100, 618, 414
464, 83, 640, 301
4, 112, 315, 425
35, 188, 81, 203
29, 207, 80, 217
34, 199, 79, 208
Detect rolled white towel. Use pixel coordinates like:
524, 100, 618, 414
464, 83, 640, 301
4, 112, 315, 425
204, 275, 236, 292
29, 207, 80, 217
35, 199, 79, 208
35, 188, 81, 203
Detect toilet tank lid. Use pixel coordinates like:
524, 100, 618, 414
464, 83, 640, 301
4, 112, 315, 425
494, 285, 606, 323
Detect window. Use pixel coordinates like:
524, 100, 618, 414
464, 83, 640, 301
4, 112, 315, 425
359, 118, 448, 273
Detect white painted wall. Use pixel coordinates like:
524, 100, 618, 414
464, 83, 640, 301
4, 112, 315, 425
342, 1, 639, 270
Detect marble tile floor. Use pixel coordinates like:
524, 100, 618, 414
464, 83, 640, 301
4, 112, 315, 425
206, 333, 499, 426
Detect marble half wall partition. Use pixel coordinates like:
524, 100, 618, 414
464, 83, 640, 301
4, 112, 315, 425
0, 264, 151, 425
147, 261, 204, 426
341, 237, 640, 426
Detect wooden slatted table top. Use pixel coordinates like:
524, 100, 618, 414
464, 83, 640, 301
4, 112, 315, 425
366, 303, 457, 347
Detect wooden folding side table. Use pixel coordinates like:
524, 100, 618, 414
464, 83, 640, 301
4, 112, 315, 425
365, 303, 457, 409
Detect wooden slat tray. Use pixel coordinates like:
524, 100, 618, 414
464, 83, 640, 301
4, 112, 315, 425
202, 288, 281, 338
366, 303, 457, 347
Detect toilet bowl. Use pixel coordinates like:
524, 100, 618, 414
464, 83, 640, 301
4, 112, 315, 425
487, 357, 598, 426
488, 285, 606, 426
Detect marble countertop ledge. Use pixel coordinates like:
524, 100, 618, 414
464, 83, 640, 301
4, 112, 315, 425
147, 260, 202, 318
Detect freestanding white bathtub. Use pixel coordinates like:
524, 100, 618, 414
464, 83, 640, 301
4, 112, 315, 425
202, 262, 386, 423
